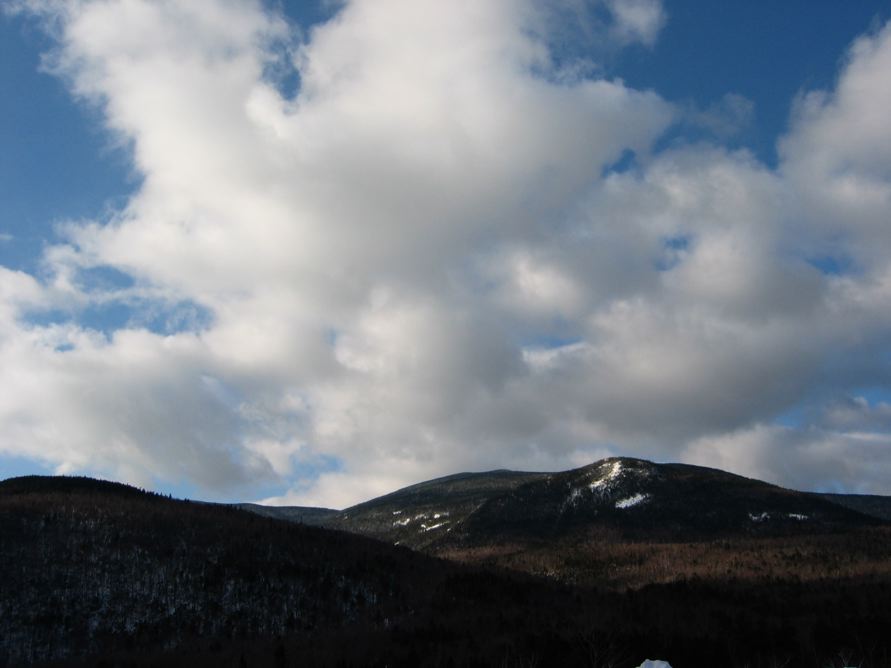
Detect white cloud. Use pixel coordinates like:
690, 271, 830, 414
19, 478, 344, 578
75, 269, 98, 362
780, 21, 891, 268
690, 93, 755, 139
2, 1, 891, 505
684, 420, 891, 495
604, 0, 666, 47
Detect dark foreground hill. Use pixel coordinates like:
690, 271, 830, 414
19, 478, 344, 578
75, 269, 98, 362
0, 476, 439, 665
5, 473, 891, 667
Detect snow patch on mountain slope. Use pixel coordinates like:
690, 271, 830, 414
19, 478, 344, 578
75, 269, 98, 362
420, 521, 449, 532
392, 509, 451, 528
561, 459, 659, 510
589, 460, 625, 494
616, 493, 650, 509
749, 511, 809, 523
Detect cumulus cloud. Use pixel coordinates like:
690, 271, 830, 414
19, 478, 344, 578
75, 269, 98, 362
685, 419, 891, 495
604, 0, 666, 47
2, 0, 891, 506
780, 21, 891, 267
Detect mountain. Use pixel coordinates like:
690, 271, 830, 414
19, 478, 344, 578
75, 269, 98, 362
327, 468, 548, 549
4, 470, 891, 667
242, 457, 888, 588
254, 457, 883, 548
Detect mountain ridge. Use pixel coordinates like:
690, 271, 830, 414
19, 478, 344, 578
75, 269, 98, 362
240, 457, 886, 553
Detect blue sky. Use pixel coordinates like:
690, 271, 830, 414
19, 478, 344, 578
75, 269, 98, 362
1, 16, 131, 273
1, 0, 891, 506
615, 1, 891, 164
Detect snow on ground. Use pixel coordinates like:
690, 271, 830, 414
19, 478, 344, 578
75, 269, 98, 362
749, 511, 809, 522
589, 460, 624, 493
392, 510, 450, 528
420, 521, 449, 532
615, 493, 649, 509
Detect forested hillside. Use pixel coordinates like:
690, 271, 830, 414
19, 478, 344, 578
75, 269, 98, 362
0, 476, 427, 665
4, 475, 891, 667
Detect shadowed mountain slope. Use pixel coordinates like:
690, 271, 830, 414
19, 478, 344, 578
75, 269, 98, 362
327, 468, 548, 548
0, 475, 440, 665
266, 458, 883, 553
4, 472, 891, 667
232, 503, 339, 526
817, 492, 891, 521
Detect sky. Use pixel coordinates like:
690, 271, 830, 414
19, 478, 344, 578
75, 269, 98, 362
1, 0, 891, 508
